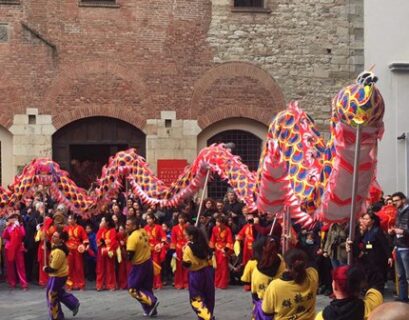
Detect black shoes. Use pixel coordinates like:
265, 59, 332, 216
148, 300, 159, 317
73, 303, 80, 317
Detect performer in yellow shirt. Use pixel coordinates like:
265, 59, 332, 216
315, 265, 383, 320
43, 228, 80, 320
241, 236, 286, 320
182, 225, 215, 320
262, 248, 318, 320
126, 217, 159, 317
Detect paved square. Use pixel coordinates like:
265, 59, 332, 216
0, 283, 333, 320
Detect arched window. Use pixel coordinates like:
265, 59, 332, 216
207, 130, 262, 200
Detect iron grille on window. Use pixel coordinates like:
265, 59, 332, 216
234, 0, 264, 7
207, 130, 262, 201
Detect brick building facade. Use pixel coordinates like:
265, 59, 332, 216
0, 0, 363, 190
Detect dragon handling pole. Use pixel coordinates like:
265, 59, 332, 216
347, 124, 362, 265
43, 230, 47, 268
195, 170, 211, 227
268, 216, 277, 237
282, 207, 290, 255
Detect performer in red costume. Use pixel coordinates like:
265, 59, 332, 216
170, 213, 189, 289
96, 216, 118, 291
236, 209, 256, 291
2, 213, 28, 289
117, 224, 131, 289
236, 209, 256, 267
144, 213, 167, 289
66, 214, 89, 290
209, 215, 233, 289
35, 203, 61, 287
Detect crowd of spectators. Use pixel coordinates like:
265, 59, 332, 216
1, 186, 408, 318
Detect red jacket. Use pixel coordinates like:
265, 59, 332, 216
67, 224, 89, 250
3, 224, 25, 261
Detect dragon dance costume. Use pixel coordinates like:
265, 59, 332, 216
66, 222, 88, 290
96, 226, 117, 290
127, 227, 159, 316
241, 257, 286, 320
170, 222, 189, 289
44, 243, 79, 320
36, 217, 56, 286
144, 223, 167, 289
209, 224, 233, 289
183, 243, 215, 320
2, 222, 28, 289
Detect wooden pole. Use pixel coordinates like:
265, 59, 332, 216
195, 170, 211, 227
43, 228, 47, 268
268, 215, 277, 237
282, 207, 290, 255
347, 124, 362, 265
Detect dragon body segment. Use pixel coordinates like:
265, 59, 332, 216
258, 72, 384, 223
0, 72, 385, 226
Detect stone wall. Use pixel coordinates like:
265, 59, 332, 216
208, 0, 364, 128
9, 108, 55, 173
0, 0, 363, 130
145, 111, 201, 173
0, 0, 363, 183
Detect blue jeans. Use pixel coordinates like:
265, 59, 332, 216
330, 258, 345, 269
396, 248, 409, 301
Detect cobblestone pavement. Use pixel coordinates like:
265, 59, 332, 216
0, 282, 334, 320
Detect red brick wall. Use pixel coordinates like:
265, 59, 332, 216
0, 0, 285, 131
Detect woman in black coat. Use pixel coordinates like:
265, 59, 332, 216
356, 211, 391, 293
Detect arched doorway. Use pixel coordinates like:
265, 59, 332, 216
52, 117, 145, 189
207, 130, 263, 200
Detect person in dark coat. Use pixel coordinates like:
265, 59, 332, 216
21, 200, 40, 283
356, 211, 391, 293
224, 191, 244, 227
388, 192, 409, 302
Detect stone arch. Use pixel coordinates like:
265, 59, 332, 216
43, 61, 150, 130
52, 105, 147, 133
198, 118, 267, 199
191, 61, 286, 128
197, 117, 268, 151
52, 116, 146, 188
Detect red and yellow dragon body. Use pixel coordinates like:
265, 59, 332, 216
0, 71, 384, 225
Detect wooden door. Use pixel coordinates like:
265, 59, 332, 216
52, 116, 145, 188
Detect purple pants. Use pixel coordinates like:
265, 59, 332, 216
128, 259, 158, 315
253, 297, 273, 320
46, 276, 79, 320
188, 266, 215, 320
